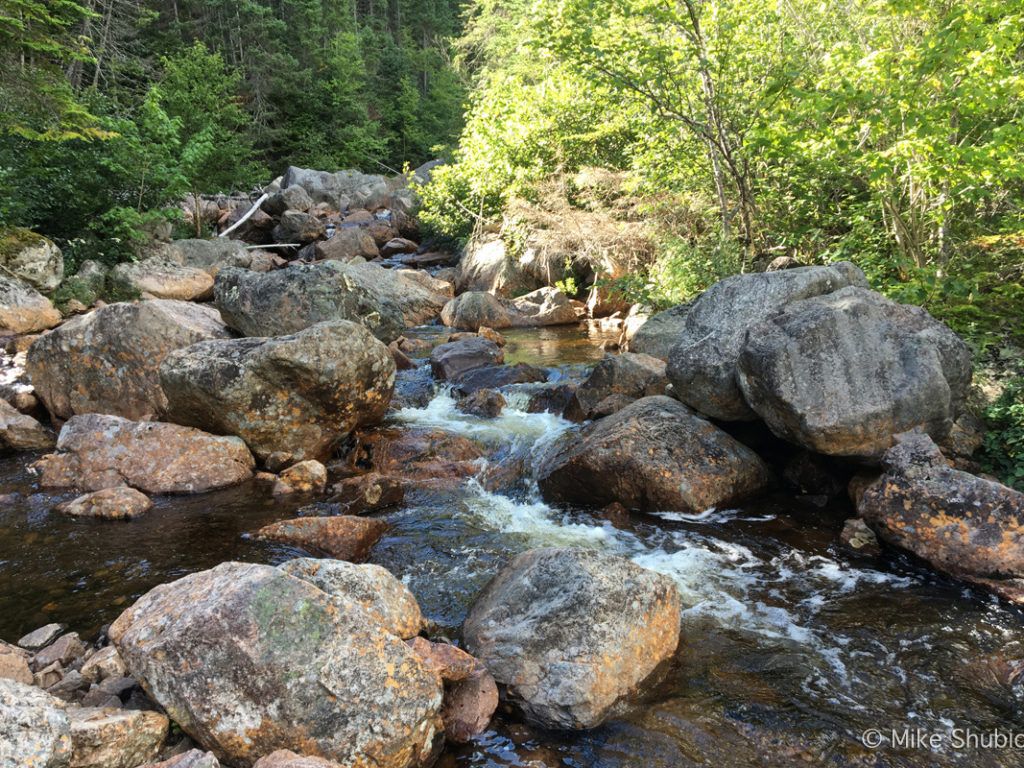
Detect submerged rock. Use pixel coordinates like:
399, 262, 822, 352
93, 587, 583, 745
566, 352, 667, 421
738, 287, 972, 459
255, 516, 388, 561
328, 472, 404, 515
463, 547, 680, 729
160, 321, 395, 463
0, 677, 72, 768
666, 262, 868, 420
859, 432, 1024, 601
0, 275, 62, 334
35, 414, 255, 494
109, 562, 443, 767
538, 396, 771, 512
456, 389, 505, 418
450, 363, 547, 396
0, 397, 54, 451
279, 558, 422, 639
56, 486, 153, 520
27, 300, 233, 422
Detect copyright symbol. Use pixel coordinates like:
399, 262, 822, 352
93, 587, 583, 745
862, 729, 884, 749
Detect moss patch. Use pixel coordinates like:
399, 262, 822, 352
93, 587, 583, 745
0, 227, 49, 261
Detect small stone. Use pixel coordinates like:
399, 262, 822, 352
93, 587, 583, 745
265, 452, 292, 473
272, 460, 328, 495
68, 706, 168, 768
32, 633, 85, 672
80, 686, 122, 709
80, 646, 126, 683
56, 486, 154, 520
840, 518, 881, 556
143, 749, 221, 768
477, 326, 505, 347
33, 661, 64, 689
0, 640, 32, 685
18, 622, 65, 651
96, 676, 137, 699
46, 669, 86, 701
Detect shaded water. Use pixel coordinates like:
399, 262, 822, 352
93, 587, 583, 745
2, 325, 1024, 766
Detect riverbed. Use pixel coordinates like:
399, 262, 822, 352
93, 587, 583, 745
2, 325, 1023, 767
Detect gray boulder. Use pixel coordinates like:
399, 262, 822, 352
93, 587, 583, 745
567, 352, 668, 421
27, 300, 233, 422
537, 395, 771, 512
737, 287, 972, 459
0, 678, 72, 768
34, 414, 255, 494
0, 228, 64, 291
215, 261, 448, 343
0, 275, 61, 334
109, 562, 443, 767
273, 210, 326, 244
626, 304, 690, 361
314, 229, 379, 261
160, 321, 395, 463
282, 167, 392, 211
665, 262, 868, 420
463, 548, 680, 729
161, 239, 252, 276
264, 185, 314, 216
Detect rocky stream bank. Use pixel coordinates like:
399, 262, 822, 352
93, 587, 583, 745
1, 167, 1024, 768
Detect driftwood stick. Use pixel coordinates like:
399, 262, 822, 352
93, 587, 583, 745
219, 193, 270, 238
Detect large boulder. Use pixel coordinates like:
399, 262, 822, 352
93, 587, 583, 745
737, 287, 972, 459
314, 229, 379, 262
440, 288, 577, 331
0, 397, 54, 451
665, 262, 868, 420
26, 300, 233, 422
160, 321, 394, 463
625, 304, 690, 361
34, 414, 255, 494
0, 677, 72, 767
109, 562, 443, 767
158, 239, 252, 276
111, 257, 214, 301
0, 275, 61, 334
463, 548, 681, 729
456, 236, 569, 298
537, 396, 771, 512
279, 558, 422, 639
859, 432, 1024, 602
566, 352, 668, 421
0, 228, 64, 291
215, 261, 448, 343
68, 707, 168, 768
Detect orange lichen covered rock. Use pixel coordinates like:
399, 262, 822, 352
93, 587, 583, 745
255, 516, 387, 561
109, 562, 443, 768
859, 432, 1024, 601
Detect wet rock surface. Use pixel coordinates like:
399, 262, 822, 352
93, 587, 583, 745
56, 486, 154, 520
254, 515, 388, 560
463, 547, 681, 730
538, 395, 771, 512
566, 352, 667, 421
160, 320, 395, 463
429, 337, 504, 381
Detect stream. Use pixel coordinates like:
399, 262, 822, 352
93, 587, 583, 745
2, 325, 1024, 767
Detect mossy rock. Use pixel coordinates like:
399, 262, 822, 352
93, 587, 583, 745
0, 227, 64, 292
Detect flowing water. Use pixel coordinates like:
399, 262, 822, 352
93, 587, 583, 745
2, 325, 1024, 767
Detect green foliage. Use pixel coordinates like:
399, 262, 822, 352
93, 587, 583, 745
980, 379, 1024, 491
